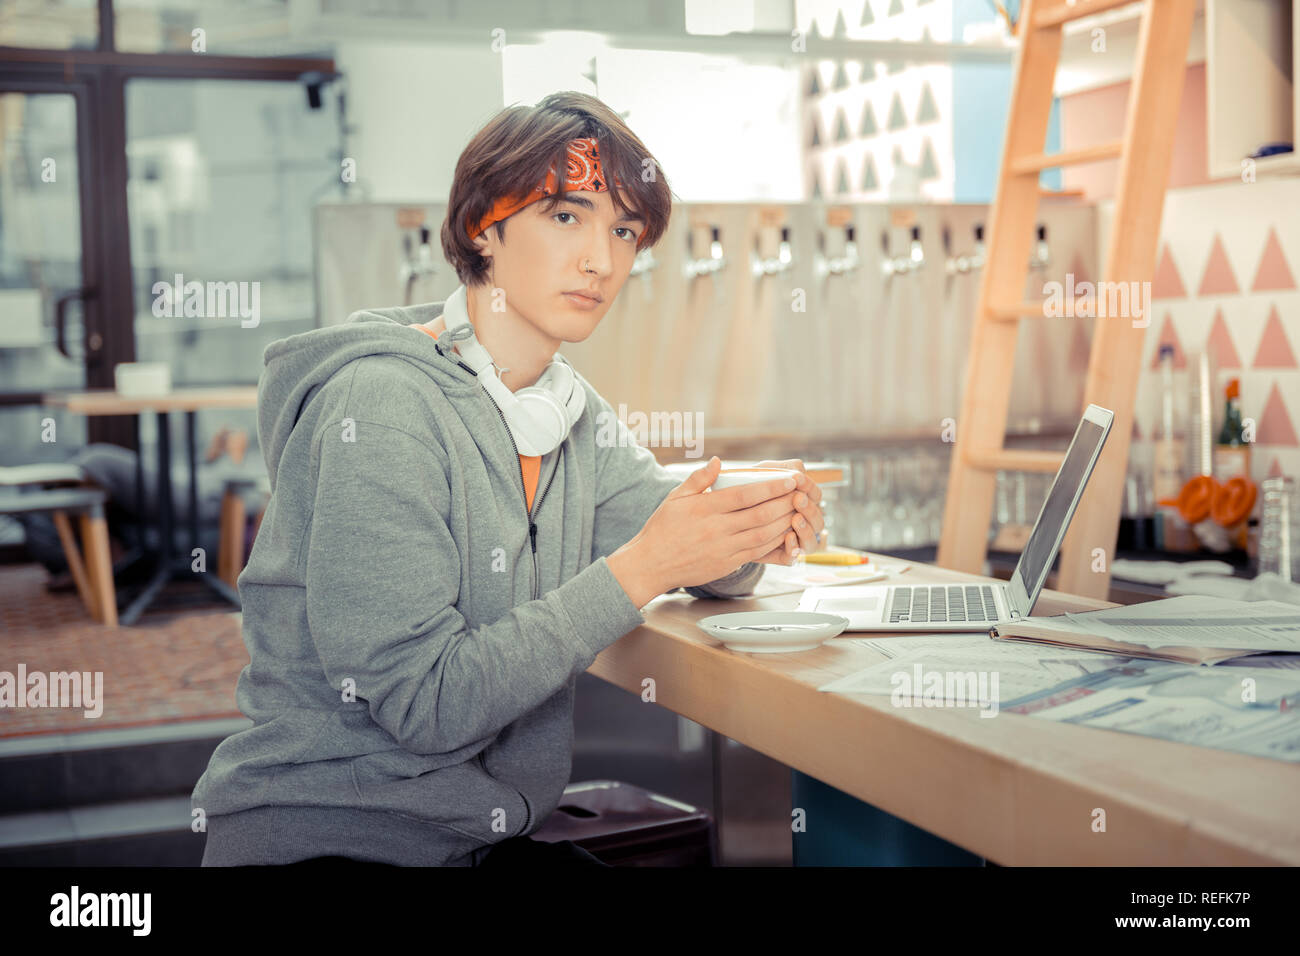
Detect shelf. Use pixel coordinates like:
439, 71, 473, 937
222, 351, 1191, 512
1055, 0, 1206, 97
1036, 0, 1146, 30
1053, 0, 1295, 180
1245, 150, 1300, 175
1207, 0, 1297, 179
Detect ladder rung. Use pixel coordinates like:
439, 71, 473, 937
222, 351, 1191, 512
1009, 141, 1122, 174
965, 448, 1067, 474
1034, 0, 1140, 29
987, 302, 1047, 320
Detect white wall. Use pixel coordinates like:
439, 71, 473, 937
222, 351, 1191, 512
334, 39, 506, 202
583, 48, 803, 201
337, 36, 803, 203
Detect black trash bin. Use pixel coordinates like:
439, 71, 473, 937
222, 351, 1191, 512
531, 780, 716, 867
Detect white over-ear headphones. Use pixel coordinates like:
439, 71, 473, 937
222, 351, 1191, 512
437, 284, 587, 456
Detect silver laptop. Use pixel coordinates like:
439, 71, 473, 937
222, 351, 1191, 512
798, 404, 1114, 631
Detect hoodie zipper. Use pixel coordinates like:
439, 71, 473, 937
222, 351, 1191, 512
436, 342, 558, 602
438, 339, 539, 838
529, 457, 559, 600
491, 399, 559, 602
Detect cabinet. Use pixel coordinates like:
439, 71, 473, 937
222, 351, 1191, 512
1207, 0, 1298, 178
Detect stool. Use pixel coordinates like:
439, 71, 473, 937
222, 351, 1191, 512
531, 780, 716, 867
217, 473, 270, 589
1, 484, 116, 625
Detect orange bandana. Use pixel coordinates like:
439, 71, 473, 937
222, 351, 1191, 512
467, 136, 643, 249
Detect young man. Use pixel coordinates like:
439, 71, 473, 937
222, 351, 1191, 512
192, 91, 825, 867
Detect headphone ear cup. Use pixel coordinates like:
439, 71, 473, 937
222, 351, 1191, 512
479, 373, 554, 454
539, 360, 586, 426
515, 389, 569, 454
480, 357, 586, 455
559, 363, 587, 423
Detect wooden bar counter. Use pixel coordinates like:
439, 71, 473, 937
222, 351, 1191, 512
588, 553, 1300, 866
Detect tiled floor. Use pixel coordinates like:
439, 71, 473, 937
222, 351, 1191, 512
0, 563, 247, 738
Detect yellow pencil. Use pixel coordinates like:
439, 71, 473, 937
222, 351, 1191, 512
800, 552, 869, 565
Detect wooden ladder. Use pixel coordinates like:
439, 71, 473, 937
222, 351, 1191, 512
937, 0, 1197, 601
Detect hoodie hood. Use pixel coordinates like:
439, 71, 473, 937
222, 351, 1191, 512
256, 300, 575, 489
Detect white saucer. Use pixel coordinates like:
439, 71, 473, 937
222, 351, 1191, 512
695, 611, 851, 653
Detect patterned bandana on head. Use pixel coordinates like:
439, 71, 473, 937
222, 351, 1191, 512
467, 136, 644, 250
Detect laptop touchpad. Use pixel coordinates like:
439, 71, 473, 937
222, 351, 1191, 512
817, 597, 880, 612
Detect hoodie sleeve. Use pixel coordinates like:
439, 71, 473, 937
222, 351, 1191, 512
303, 418, 646, 757
587, 387, 764, 599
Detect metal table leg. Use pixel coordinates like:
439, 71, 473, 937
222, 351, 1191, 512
185, 410, 240, 606
109, 413, 151, 576
134, 414, 146, 550
186, 410, 199, 557
118, 411, 174, 626
157, 409, 173, 566
115, 409, 241, 624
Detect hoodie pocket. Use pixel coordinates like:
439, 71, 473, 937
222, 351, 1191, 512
477, 749, 533, 835
350, 750, 531, 841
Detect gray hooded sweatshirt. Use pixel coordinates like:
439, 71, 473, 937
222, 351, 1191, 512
192, 300, 763, 866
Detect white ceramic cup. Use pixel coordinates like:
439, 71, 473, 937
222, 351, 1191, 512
709, 467, 801, 492
114, 362, 172, 396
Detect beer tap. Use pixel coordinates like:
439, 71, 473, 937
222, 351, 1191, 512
946, 223, 985, 274
684, 226, 727, 279
814, 225, 859, 279
401, 225, 436, 306
883, 226, 925, 277
752, 226, 795, 277
629, 246, 658, 278
1028, 223, 1050, 271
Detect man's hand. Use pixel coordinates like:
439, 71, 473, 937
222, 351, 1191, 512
607, 456, 807, 606
750, 458, 825, 565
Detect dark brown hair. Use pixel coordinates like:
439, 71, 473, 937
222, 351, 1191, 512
441, 91, 676, 287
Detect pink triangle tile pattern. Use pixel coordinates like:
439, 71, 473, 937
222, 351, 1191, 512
1206, 308, 1242, 368
1135, 210, 1299, 492
1152, 244, 1187, 299
1253, 305, 1298, 369
1197, 234, 1240, 296
1149, 312, 1188, 369
1251, 227, 1297, 292
1257, 383, 1299, 447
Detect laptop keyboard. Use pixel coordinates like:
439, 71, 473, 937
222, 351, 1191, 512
887, 585, 998, 625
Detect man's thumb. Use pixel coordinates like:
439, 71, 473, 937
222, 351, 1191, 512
674, 455, 720, 495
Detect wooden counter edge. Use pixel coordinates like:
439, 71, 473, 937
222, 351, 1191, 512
587, 561, 1299, 866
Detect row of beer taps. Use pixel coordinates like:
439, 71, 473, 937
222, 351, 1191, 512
397, 219, 1053, 293
673, 222, 1052, 281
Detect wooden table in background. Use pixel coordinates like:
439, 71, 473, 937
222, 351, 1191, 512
43, 387, 258, 625
589, 552, 1299, 866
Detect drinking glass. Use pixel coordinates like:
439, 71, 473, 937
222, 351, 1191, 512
1258, 476, 1299, 582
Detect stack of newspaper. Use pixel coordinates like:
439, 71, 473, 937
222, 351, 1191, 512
989, 594, 1300, 665
818, 595, 1300, 762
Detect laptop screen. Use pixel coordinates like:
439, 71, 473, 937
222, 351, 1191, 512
1007, 405, 1113, 616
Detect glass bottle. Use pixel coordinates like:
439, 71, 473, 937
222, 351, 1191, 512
1151, 344, 1185, 502
1214, 377, 1250, 481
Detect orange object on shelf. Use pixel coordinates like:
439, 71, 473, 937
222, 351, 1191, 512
1210, 475, 1256, 527
1158, 474, 1258, 528
1159, 474, 1216, 524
